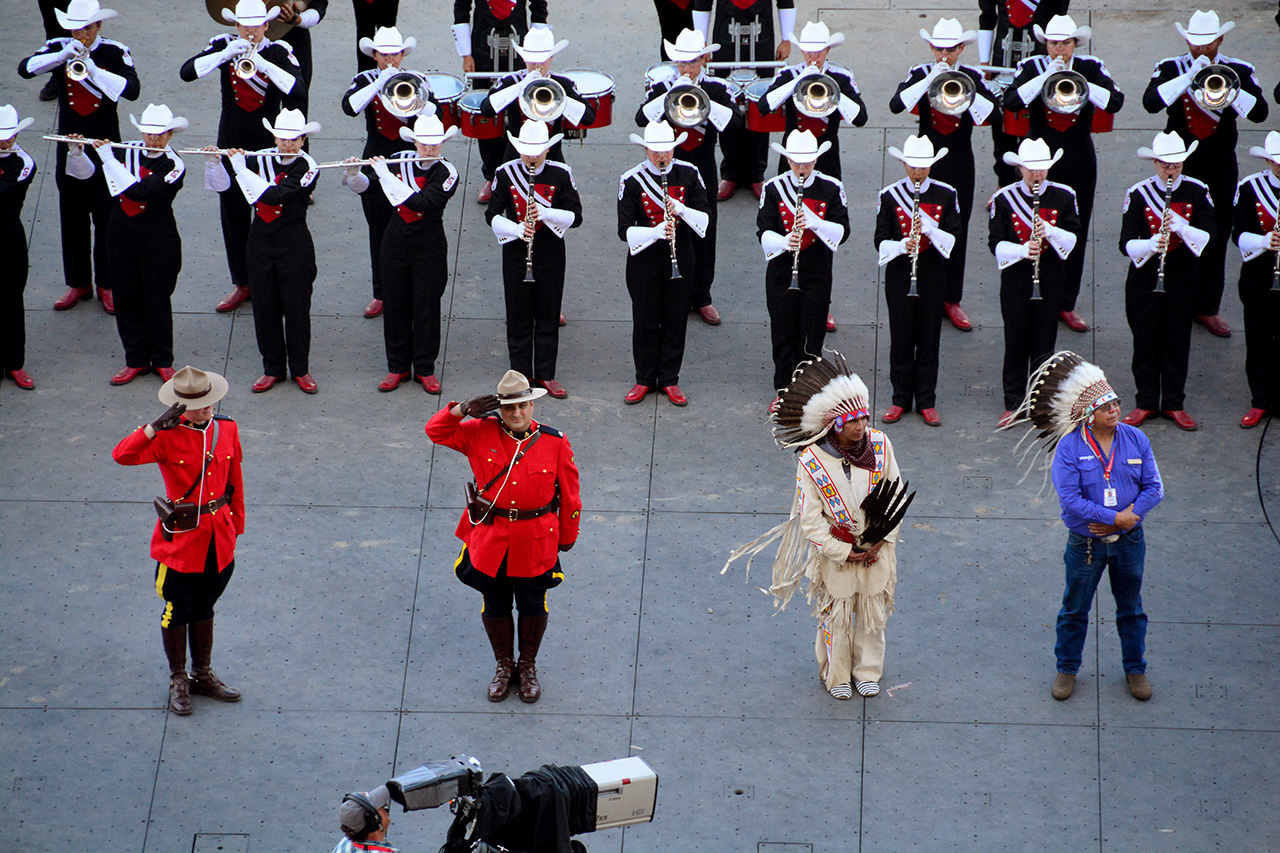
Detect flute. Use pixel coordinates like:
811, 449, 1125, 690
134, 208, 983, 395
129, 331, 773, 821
311, 154, 442, 170
907, 180, 922, 298
175, 147, 278, 158
1154, 176, 1174, 294
523, 160, 537, 284
1029, 180, 1043, 301
45, 135, 166, 154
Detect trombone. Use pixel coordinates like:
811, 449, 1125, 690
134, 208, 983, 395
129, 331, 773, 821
663, 83, 710, 129
1190, 63, 1240, 111
1041, 70, 1088, 115
380, 72, 429, 118
792, 73, 840, 118
928, 70, 976, 116
518, 75, 566, 122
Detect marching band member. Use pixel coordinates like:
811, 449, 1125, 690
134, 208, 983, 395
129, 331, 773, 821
69, 105, 187, 387
875, 136, 961, 426
692, 0, 795, 202
453, 0, 549, 203
636, 28, 741, 327
341, 26, 440, 319
352, 0, 399, 72
486, 121, 582, 399
180, 0, 302, 315
988, 137, 1080, 423
1142, 10, 1267, 339
1233, 133, 1280, 429
0, 107, 37, 390
344, 115, 459, 394
18, 0, 140, 315
206, 109, 320, 394
1119, 133, 1213, 432
890, 18, 997, 334
757, 129, 849, 398
618, 121, 712, 407
480, 28, 593, 189
1004, 15, 1123, 335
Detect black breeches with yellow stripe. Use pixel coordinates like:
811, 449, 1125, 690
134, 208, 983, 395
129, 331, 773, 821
454, 546, 561, 617
156, 540, 234, 627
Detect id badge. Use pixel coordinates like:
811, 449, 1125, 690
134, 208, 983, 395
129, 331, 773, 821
1103, 487, 1117, 507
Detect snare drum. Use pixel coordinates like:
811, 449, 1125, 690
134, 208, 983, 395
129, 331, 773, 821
424, 72, 465, 129
460, 91, 504, 139
561, 68, 615, 129
645, 62, 678, 88
745, 80, 786, 133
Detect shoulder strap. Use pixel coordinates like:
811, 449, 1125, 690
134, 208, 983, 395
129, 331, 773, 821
478, 430, 541, 495
176, 421, 219, 502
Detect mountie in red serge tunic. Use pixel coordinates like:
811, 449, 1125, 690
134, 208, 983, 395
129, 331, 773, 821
426, 407, 582, 579
113, 417, 246, 574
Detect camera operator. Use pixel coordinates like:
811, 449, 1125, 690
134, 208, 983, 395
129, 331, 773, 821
334, 785, 397, 853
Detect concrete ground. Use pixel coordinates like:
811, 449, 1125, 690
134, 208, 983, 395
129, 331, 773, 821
2, 1, 1278, 851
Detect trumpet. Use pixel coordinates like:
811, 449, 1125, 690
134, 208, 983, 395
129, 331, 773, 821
1190, 63, 1240, 111
787, 180, 805, 292
380, 72, 428, 118
1154, 176, 1175, 294
311, 154, 442, 170
1041, 69, 1088, 115
66, 43, 89, 82
907, 180, 922, 298
928, 70, 975, 117
661, 165, 681, 281
44, 134, 167, 153
523, 160, 538, 284
234, 48, 258, 81
663, 83, 711, 129
792, 73, 840, 118
519, 75, 566, 122
1030, 180, 1043, 301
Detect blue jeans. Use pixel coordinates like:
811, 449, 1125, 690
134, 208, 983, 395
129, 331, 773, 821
1055, 527, 1148, 675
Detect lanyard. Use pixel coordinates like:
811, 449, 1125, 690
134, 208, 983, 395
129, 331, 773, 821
1083, 424, 1115, 484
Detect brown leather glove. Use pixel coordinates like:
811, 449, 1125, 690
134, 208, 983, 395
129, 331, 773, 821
460, 394, 499, 418
150, 402, 187, 431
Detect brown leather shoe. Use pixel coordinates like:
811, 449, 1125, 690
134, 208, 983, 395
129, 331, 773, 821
920, 407, 941, 426
826, 313, 837, 332
1194, 314, 1231, 337
378, 371, 410, 392
7, 369, 35, 389
216, 285, 251, 313
882, 405, 905, 423
1059, 310, 1089, 332
1241, 407, 1267, 429
943, 302, 972, 331
696, 304, 721, 325
97, 287, 114, 315
53, 286, 92, 310
1051, 672, 1075, 700
663, 384, 688, 406
189, 669, 242, 702
1122, 408, 1155, 426
417, 373, 442, 394
293, 373, 318, 394
188, 619, 241, 702
1125, 672, 1152, 701
252, 374, 282, 393
516, 614, 547, 703
1162, 409, 1198, 431
716, 179, 736, 201
364, 298, 383, 318
483, 616, 516, 702
169, 673, 193, 715
624, 383, 652, 404
110, 365, 149, 386
539, 379, 568, 399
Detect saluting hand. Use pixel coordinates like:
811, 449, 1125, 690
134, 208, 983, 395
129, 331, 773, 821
460, 394, 499, 418
150, 402, 187, 432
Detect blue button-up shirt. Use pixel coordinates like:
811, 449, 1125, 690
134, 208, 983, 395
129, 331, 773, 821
1051, 423, 1164, 536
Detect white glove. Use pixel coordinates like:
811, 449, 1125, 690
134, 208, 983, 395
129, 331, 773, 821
229, 152, 247, 172
370, 158, 391, 178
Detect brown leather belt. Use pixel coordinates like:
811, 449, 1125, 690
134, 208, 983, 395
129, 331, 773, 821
470, 495, 559, 524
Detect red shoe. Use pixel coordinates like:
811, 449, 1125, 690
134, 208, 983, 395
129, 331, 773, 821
110, 366, 149, 386
1194, 314, 1231, 338
997, 410, 1017, 428
768, 396, 781, 415
920, 407, 941, 426
751, 182, 764, 199
417, 374, 442, 394
559, 312, 566, 327
476, 181, 493, 204
1162, 409, 1198, 431
1059, 310, 1089, 332
7, 369, 35, 389
1241, 407, 1267, 429
378, 371, 410, 392
882, 405, 905, 423
97, 287, 115, 314
624, 384, 652, 404
826, 313, 837, 333
216, 286, 251, 313
663, 384, 688, 406
539, 379, 567, 399
1121, 408, 1155, 426
293, 373, 318, 394
943, 302, 973, 332
716, 179, 736, 201
156, 367, 176, 382
697, 304, 721, 326
53, 286, 92, 310
252, 374, 282, 393
364, 298, 383, 318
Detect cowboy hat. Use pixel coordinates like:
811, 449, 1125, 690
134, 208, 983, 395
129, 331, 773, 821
920, 18, 976, 48
221, 0, 280, 26
55, 0, 117, 30
1002, 137, 1063, 170
263, 108, 320, 139
664, 28, 719, 62
888, 134, 948, 167
508, 119, 562, 156
789, 21, 844, 52
1034, 14, 1091, 44
1175, 10, 1234, 46
770, 129, 832, 164
1248, 131, 1280, 165
1137, 131, 1198, 163
513, 28, 568, 63
496, 369, 547, 403
629, 120, 687, 152
158, 366, 230, 409
130, 103, 188, 135
0, 105, 35, 141
359, 26, 416, 58
400, 113, 457, 146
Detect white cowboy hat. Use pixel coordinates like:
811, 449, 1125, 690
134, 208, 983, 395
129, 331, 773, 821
508, 119, 562, 156
1175, 10, 1234, 46
629, 120, 687, 152
221, 0, 280, 27
129, 103, 188, 135
1248, 131, 1280, 165
920, 18, 975, 48
1034, 14, 1091, 44
1137, 131, 1198, 163
888, 134, 948, 167
0, 105, 35, 141
158, 365, 230, 409
55, 0, 117, 29
789, 21, 844, 53
359, 26, 416, 58
664, 28, 719, 62
513, 28, 568, 63
1002, 137, 1063, 170
495, 369, 546, 403
770, 129, 832, 164
263, 108, 320, 140
399, 113, 457, 146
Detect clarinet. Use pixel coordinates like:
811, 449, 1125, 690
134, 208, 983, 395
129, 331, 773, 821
522, 161, 537, 284
1154, 176, 1174, 294
1270, 206, 1280, 292
662, 164, 682, 281
1030, 180, 1043, 301
907, 180, 922, 298
787, 180, 805, 291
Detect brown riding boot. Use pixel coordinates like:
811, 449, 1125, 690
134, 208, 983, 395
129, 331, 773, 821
187, 619, 242, 702
161, 625, 192, 716
483, 615, 517, 702
516, 613, 548, 703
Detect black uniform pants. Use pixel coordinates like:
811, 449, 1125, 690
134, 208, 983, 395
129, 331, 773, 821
352, 0, 399, 72
652, 0, 694, 57
766, 258, 831, 391
219, 186, 252, 289
1240, 274, 1280, 409
247, 223, 316, 377
681, 148, 718, 309
57, 146, 113, 291
361, 186, 394, 299
932, 146, 975, 306
1049, 150, 1096, 314
156, 542, 234, 629
1, 220, 28, 370
627, 247, 691, 387
502, 237, 564, 381
109, 216, 181, 369
456, 548, 560, 617
1184, 141, 1237, 317
1126, 272, 1194, 411
990, 119, 1019, 188
380, 227, 447, 376
1000, 267, 1063, 410
885, 260, 945, 410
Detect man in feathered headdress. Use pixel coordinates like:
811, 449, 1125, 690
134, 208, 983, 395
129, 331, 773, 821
1007, 351, 1164, 702
723, 352, 914, 700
